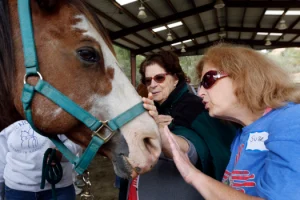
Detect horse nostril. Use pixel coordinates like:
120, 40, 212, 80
143, 137, 160, 158
135, 167, 141, 173
143, 137, 152, 152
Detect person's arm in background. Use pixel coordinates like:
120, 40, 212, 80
0, 129, 8, 200
164, 126, 263, 200
142, 93, 189, 158
57, 135, 82, 162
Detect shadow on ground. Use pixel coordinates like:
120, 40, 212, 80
76, 155, 119, 200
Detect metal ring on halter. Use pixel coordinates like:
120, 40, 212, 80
23, 72, 43, 84
92, 120, 116, 143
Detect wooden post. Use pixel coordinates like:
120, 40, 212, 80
130, 52, 136, 87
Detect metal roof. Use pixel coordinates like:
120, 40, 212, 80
86, 0, 300, 56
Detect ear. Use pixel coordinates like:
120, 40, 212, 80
173, 74, 179, 86
36, 0, 58, 12
174, 79, 179, 86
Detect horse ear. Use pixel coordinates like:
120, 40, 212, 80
36, 0, 58, 12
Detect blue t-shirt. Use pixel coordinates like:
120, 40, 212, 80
222, 103, 300, 199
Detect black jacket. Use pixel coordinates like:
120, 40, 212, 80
156, 80, 236, 180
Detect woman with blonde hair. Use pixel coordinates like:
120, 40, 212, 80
145, 44, 300, 199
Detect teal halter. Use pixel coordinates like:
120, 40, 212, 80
17, 0, 146, 175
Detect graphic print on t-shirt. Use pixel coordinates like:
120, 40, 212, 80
223, 143, 256, 193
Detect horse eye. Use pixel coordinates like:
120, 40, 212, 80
76, 47, 100, 63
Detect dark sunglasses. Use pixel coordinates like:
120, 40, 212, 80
199, 70, 228, 89
145, 73, 169, 86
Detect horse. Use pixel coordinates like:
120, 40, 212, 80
0, 0, 161, 179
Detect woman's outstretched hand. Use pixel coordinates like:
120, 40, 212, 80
142, 92, 173, 126
163, 125, 198, 185
142, 92, 188, 158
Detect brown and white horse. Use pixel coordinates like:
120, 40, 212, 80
0, 0, 161, 178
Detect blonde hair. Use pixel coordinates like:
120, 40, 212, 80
197, 43, 300, 113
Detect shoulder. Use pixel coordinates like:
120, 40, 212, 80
1, 120, 29, 136
270, 103, 300, 125
171, 93, 205, 127
176, 93, 205, 112
268, 103, 300, 140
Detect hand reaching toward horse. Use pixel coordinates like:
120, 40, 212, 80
142, 93, 189, 158
163, 125, 198, 185
142, 93, 173, 126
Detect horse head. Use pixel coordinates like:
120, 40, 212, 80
1, 0, 161, 178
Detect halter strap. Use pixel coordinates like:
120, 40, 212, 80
18, 0, 146, 174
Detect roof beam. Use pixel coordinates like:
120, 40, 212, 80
165, 0, 198, 45
134, 28, 219, 54
238, 0, 249, 40
227, 27, 300, 34
87, 3, 154, 46
262, 8, 289, 42
109, 0, 166, 44
113, 41, 134, 51
225, 1, 300, 8
134, 27, 300, 54
110, 1, 299, 40
175, 39, 300, 55
110, 2, 215, 40
188, 0, 210, 42
143, 1, 180, 51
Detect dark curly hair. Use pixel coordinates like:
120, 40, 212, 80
139, 51, 186, 84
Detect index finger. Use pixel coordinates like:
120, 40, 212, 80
142, 97, 155, 105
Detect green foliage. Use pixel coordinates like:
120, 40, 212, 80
263, 48, 300, 74
113, 45, 145, 85
136, 55, 145, 84
179, 55, 202, 85
113, 45, 131, 79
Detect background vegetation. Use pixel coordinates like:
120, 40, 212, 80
113, 45, 300, 86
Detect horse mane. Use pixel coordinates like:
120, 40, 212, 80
0, 0, 22, 131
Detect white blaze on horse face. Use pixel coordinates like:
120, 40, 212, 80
72, 15, 161, 175
53, 108, 63, 118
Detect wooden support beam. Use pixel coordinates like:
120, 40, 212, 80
130, 52, 137, 87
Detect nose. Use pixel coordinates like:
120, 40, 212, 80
197, 85, 205, 98
121, 114, 161, 177
150, 79, 158, 87
137, 133, 161, 173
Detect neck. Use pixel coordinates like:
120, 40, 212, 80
219, 106, 264, 127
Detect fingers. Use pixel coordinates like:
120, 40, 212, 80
158, 115, 173, 122
164, 126, 180, 150
142, 97, 155, 105
149, 110, 158, 119
143, 102, 156, 111
148, 92, 153, 100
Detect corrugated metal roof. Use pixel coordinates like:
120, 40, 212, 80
86, 0, 300, 56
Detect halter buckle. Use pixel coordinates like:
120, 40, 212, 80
92, 120, 116, 143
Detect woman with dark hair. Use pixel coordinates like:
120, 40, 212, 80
157, 44, 300, 200
119, 51, 236, 200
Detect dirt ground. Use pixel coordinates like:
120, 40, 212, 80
76, 155, 119, 200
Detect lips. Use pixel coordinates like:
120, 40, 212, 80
202, 101, 209, 109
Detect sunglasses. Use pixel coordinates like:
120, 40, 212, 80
199, 70, 228, 89
144, 73, 169, 86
